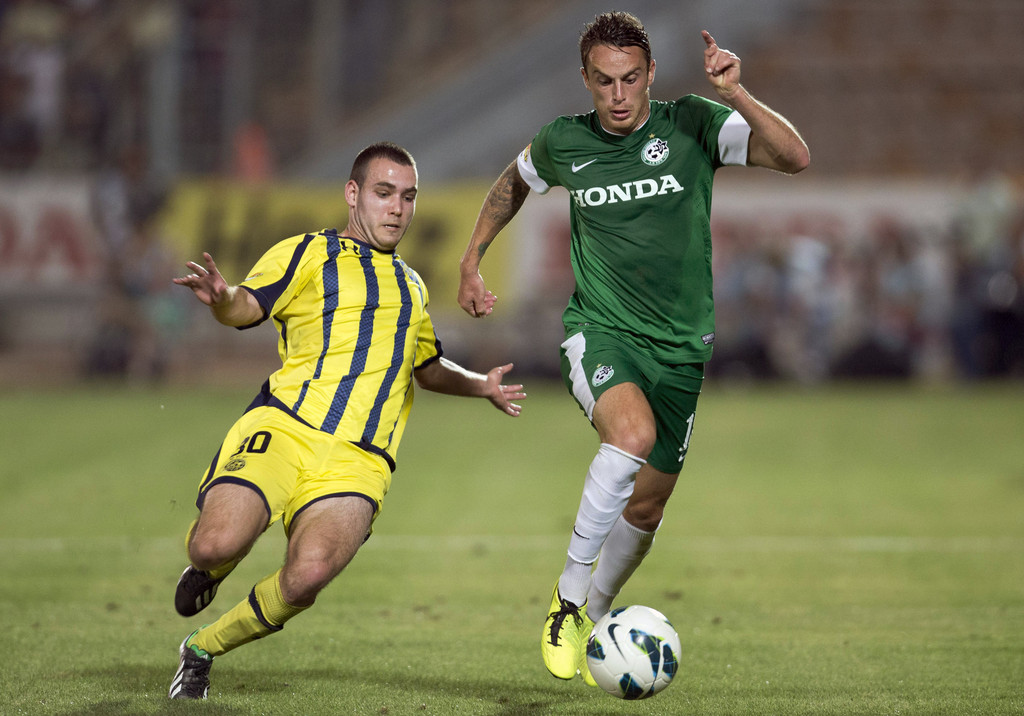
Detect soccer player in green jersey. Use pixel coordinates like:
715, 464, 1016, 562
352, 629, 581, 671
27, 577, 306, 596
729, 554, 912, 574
168, 142, 525, 700
458, 12, 809, 684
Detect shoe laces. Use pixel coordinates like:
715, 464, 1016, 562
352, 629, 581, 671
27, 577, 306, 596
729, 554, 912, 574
547, 598, 584, 646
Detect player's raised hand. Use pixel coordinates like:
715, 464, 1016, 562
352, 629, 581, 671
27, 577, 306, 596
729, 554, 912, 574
173, 252, 229, 306
702, 30, 741, 98
485, 362, 526, 417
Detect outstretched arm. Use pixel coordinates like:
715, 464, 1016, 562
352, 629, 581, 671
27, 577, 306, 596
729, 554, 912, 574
458, 159, 531, 317
702, 30, 809, 175
414, 358, 525, 417
172, 252, 264, 327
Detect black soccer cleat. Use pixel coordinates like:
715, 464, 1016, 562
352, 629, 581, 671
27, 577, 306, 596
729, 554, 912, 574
168, 632, 213, 699
174, 565, 230, 617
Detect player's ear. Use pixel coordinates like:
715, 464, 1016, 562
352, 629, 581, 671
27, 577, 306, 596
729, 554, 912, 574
580, 65, 590, 90
344, 179, 359, 207
648, 58, 656, 87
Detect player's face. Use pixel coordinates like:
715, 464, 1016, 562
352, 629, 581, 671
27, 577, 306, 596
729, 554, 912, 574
581, 43, 655, 135
345, 158, 418, 251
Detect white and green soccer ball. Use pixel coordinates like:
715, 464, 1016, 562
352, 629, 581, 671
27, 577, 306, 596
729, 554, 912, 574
586, 605, 681, 700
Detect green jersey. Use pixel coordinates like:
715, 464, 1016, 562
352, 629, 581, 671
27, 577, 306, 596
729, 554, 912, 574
519, 95, 749, 364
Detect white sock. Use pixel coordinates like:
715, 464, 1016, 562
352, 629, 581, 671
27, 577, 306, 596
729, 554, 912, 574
557, 556, 593, 608
558, 444, 644, 606
587, 515, 658, 621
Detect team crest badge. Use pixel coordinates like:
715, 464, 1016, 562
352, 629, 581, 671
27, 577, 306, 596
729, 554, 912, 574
224, 458, 246, 471
592, 364, 614, 386
641, 137, 669, 166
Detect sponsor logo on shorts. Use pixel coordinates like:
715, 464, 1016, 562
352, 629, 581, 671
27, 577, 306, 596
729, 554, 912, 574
701, 332, 715, 345
224, 458, 246, 471
592, 364, 614, 386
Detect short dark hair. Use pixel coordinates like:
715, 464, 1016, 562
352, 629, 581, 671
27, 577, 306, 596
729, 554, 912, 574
579, 11, 651, 71
349, 141, 416, 185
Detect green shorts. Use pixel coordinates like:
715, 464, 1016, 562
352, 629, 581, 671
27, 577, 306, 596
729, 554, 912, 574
197, 406, 391, 536
560, 328, 704, 474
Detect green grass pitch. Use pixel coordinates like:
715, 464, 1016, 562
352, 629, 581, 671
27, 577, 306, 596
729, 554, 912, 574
1, 381, 1022, 714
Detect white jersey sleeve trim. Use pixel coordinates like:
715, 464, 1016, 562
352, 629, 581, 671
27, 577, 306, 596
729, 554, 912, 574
517, 146, 551, 194
718, 111, 751, 166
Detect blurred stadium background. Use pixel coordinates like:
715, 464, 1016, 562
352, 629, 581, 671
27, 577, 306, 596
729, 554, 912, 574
2, 0, 1023, 388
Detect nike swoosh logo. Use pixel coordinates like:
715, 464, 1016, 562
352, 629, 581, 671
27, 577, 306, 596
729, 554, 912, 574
571, 158, 598, 173
607, 623, 625, 657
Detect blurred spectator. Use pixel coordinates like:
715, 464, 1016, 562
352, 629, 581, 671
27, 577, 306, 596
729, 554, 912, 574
830, 218, 917, 380
231, 118, 273, 184
0, 63, 39, 168
58, 55, 110, 169
782, 229, 835, 381
121, 210, 187, 379
0, 0, 65, 153
709, 219, 783, 381
85, 140, 174, 380
83, 210, 184, 381
90, 142, 166, 256
947, 172, 1024, 378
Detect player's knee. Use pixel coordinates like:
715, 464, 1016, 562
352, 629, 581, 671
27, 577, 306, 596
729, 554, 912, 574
606, 427, 656, 461
624, 435, 656, 461
188, 532, 245, 571
623, 500, 664, 532
280, 558, 338, 606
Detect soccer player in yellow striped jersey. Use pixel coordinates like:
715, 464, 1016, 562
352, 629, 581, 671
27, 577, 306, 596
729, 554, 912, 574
236, 222, 438, 470
167, 142, 525, 700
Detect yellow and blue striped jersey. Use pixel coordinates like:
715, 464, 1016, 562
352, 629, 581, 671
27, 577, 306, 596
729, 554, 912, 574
238, 228, 442, 470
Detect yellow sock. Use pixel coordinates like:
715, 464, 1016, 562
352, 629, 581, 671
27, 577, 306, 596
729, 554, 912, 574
183, 519, 198, 554
207, 559, 238, 581
191, 569, 308, 656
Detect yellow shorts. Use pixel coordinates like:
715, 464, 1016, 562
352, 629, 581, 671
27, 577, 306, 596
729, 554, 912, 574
196, 406, 392, 535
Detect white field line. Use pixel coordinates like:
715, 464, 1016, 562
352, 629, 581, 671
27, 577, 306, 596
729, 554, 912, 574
368, 535, 1024, 553
0, 535, 1022, 554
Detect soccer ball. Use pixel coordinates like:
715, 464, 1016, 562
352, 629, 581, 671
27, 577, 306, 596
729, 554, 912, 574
586, 605, 681, 700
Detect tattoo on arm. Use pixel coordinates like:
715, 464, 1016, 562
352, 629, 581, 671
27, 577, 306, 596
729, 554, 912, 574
483, 162, 529, 227
468, 161, 529, 265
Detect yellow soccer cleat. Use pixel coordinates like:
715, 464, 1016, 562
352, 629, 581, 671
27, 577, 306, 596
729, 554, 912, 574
579, 612, 598, 686
541, 583, 591, 680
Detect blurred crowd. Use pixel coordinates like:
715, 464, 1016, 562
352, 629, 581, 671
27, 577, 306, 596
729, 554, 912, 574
711, 173, 1024, 382
2, 0, 1022, 384
0, 0, 170, 173
0, 0, 186, 379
